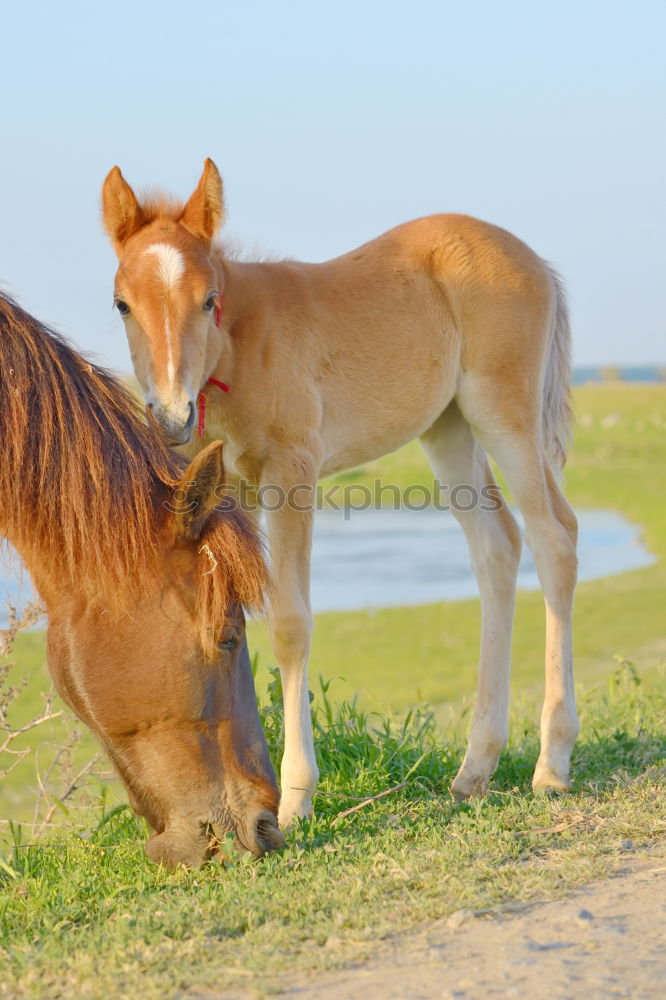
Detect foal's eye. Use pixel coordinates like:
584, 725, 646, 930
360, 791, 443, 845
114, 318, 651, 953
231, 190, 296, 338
203, 295, 217, 313
115, 299, 131, 316
218, 636, 238, 652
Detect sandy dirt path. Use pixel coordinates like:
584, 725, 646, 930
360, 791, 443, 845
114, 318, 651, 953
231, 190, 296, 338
203, 845, 665, 1000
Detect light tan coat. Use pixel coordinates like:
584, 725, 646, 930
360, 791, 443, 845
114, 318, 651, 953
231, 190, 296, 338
103, 160, 579, 826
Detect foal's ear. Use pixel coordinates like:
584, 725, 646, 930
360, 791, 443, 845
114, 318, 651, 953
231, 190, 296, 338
172, 440, 225, 542
179, 158, 224, 243
102, 166, 146, 254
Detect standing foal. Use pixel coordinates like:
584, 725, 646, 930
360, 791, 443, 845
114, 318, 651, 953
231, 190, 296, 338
102, 159, 578, 826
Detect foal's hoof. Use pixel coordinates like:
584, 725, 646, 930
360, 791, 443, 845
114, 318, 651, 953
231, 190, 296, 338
532, 766, 571, 795
278, 794, 314, 829
451, 772, 489, 801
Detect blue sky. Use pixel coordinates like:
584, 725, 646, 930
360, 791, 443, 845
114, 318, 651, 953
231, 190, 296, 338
1, 0, 664, 369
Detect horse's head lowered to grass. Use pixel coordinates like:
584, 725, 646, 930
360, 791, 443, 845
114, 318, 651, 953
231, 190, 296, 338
0, 293, 283, 867
102, 158, 228, 446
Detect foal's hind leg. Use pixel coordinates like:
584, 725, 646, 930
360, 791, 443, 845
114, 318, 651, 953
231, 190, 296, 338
471, 419, 579, 792
421, 403, 522, 798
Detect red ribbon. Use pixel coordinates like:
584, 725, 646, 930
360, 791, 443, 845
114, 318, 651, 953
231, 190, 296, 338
197, 291, 229, 437
197, 377, 230, 438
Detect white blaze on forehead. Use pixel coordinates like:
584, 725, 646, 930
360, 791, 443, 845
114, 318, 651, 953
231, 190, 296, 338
144, 243, 185, 387
144, 242, 185, 289
165, 314, 175, 386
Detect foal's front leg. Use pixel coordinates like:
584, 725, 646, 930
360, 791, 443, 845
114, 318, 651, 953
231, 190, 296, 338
263, 462, 319, 828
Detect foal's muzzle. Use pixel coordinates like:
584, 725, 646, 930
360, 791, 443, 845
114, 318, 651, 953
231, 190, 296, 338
147, 399, 196, 445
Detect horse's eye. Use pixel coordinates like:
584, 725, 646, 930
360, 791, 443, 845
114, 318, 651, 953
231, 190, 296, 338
115, 299, 130, 316
203, 295, 217, 313
218, 636, 238, 652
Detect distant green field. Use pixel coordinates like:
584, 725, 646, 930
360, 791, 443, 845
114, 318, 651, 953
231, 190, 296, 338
2, 385, 665, 820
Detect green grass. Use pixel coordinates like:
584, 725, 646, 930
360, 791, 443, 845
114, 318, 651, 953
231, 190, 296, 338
1, 664, 664, 999
0, 384, 665, 997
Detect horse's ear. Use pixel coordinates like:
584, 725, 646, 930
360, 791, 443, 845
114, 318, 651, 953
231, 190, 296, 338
102, 166, 146, 254
179, 158, 224, 243
172, 440, 225, 542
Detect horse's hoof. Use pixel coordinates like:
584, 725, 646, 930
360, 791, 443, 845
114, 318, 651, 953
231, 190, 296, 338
278, 795, 314, 829
451, 772, 489, 801
532, 766, 571, 794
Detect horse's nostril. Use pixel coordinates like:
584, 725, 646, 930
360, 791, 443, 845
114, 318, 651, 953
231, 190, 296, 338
212, 811, 283, 858
181, 400, 195, 435
254, 812, 285, 854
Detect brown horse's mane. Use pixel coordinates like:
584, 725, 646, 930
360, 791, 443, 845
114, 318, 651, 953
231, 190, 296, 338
0, 293, 266, 654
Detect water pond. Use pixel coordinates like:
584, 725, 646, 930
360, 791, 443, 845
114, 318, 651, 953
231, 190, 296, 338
309, 508, 655, 612
0, 508, 655, 624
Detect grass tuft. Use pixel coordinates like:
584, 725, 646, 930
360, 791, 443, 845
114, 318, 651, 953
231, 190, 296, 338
1, 665, 664, 1000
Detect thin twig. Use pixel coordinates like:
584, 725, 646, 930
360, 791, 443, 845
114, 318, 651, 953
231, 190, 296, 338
6, 842, 144, 851
34, 750, 105, 837
512, 816, 586, 838
317, 790, 379, 802
0, 600, 45, 658
0, 707, 63, 737
32, 730, 77, 829
331, 781, 408, 826
199, 542, 218, 575
288, 786, 376, 803
0, 602, 58, 782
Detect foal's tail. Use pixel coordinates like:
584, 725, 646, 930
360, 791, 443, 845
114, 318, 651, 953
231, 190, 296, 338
542, 266, 573, 470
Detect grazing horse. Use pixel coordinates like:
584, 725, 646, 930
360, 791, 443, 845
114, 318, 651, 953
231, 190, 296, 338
102, 160, 579, 827
0, 293, 284, 866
